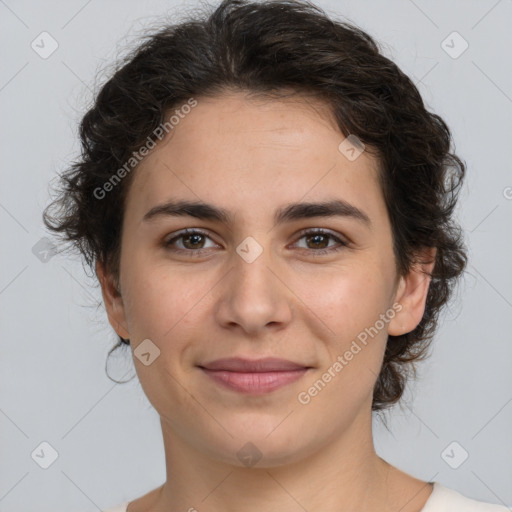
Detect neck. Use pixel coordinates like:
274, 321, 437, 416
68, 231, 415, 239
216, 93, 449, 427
154, 404, 399, 512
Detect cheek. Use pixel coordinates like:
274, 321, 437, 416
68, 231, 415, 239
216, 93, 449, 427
294, 262, 393, 395
119, 261, 208, 409
120, 256, 206, 343
295, 271, 390, 420
294, 262, 391, 338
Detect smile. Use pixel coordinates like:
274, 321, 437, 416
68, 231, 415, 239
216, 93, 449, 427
199, 368, 310, 394
197, 357, 312, 394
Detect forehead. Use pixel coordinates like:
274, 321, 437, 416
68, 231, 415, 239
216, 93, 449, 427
124, 92, 384, 225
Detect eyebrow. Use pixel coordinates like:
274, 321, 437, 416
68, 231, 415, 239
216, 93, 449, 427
142, 199, 371, 227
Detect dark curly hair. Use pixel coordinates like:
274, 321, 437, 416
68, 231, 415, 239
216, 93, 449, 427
42, 0, 467, 412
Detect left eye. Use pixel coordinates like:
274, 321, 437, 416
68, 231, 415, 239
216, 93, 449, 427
163, 229, 348, 256
293, 229, 348, 255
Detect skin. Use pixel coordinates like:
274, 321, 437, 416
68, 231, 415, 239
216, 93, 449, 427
97, 91, 436, 512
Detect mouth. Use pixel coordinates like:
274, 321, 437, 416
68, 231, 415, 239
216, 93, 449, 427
197, 357, 312, 394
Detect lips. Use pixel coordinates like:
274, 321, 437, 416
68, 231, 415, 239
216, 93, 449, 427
199, 357, 309, 372
198, 357, 311, 394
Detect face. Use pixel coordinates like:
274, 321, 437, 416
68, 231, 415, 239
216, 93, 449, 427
98, 91, 432, 467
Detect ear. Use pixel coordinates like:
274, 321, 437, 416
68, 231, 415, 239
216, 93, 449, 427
388, 247, 436, 336
95, 260, 130, 340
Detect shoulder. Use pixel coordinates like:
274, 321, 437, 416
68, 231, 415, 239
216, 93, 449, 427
423, 483, 510, 512
101, 502, 129, 512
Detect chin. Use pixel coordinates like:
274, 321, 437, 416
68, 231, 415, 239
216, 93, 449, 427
204, 420, 316, 469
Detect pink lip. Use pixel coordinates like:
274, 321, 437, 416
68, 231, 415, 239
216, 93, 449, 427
198, 357, 311, 394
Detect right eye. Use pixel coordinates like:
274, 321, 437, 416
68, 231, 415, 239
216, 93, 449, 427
163, 229, 221, 256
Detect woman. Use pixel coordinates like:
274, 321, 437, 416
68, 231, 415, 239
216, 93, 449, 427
43, 0, 509, 511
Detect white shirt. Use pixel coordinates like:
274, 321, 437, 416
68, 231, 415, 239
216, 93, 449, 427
101, 482, 511, 512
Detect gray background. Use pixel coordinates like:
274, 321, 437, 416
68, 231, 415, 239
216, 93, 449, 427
1, 0, 511, 510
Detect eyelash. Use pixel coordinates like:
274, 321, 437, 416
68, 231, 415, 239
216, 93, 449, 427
163, 228, 349, 257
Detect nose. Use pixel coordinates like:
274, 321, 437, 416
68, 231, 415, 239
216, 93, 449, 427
213, 238, 293, 336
